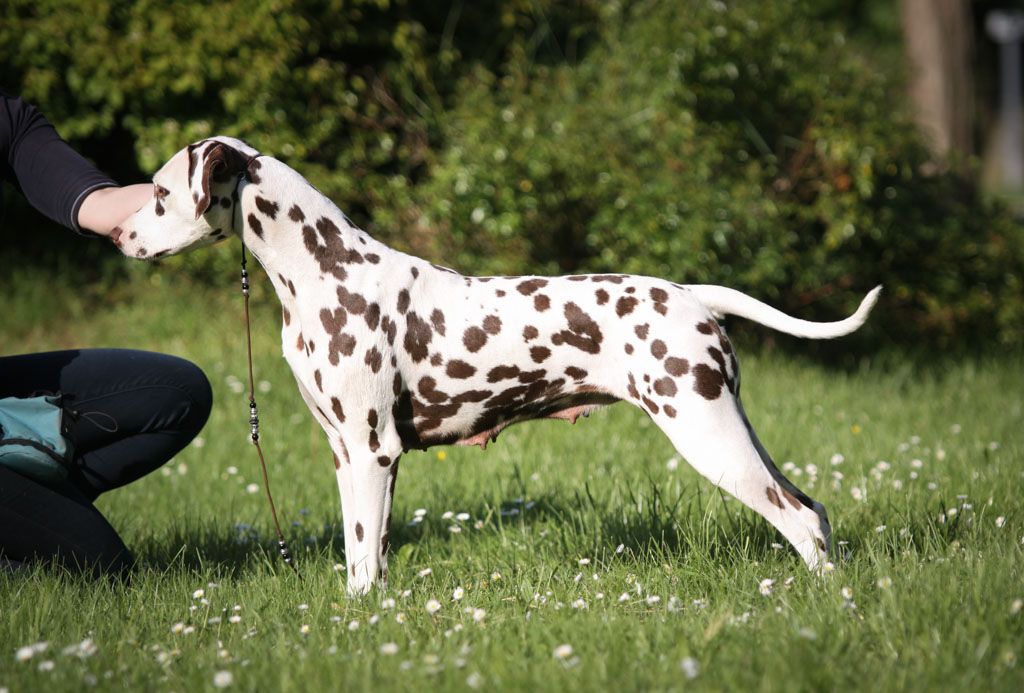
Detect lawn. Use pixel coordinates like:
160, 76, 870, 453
2, 267, 1022, 691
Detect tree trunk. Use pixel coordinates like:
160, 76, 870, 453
900, 0, 974, 161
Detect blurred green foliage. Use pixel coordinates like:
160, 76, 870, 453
2, 0, 1023, 346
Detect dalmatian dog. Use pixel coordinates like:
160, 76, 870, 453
112, 136, 880, 595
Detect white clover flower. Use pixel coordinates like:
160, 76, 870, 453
850, 486, 864, 501
380, 642, 399, 655
333, 563, 345, 573
456, 512, 470, 522
192, 589, 205, 599
226, 466, 238, 475
680, 657, 700, 680
876, 576, 893, 589
759, 579, 775, 596
646, 595, 661, 605
395, 612, 407, 624
571, 599, 587, 609
297, 603, 309, 611
300, 625, 310, 635
996, 516, 1006, 528
441, 511, 454, 520
213, 670, 233, 688
618, 592, 630, 603
472, 608, 486, 622
246, 483, 259, 494
830, 453, 845, 465
418, 567, 433, 578
449, 525, 462, 533
841, 586, 854, 600
490, 571, 502, 581
426, 599, 442, 614
37, 660, 55, 672
666, 457, 680, 471
414, 508, 428, 517
798, 627, 817, 640
615, 544, 625, 554
1011, 599, 1023, 615
183, 626, 196, 635
553, 644, 574, 659
467, 672, 483, 689
229, 615, 241, 624
381, 598, 396, 609
348, 620, 360, 631
330, 616, 341, 623
369, 614, 380, 625
453, 587, 465, 601
171, 623, 185, 634
875, 525, 887, 533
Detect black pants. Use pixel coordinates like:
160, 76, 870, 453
0, 349, 212, 576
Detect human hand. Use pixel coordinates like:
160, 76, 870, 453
77, 184, 153, 238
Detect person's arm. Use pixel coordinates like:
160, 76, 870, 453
1, 91, 145, 237
76, 184, 151, 237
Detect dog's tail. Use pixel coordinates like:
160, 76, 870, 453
687, 285, 882, 339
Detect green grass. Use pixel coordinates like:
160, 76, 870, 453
2, 269, 1023, 691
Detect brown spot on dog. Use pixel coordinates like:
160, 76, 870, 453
517, 278, 548, 295
551, 302, 603, 354
333, 453, 341, 470
663, 404, 677, 418
430, 353, 443, 367
523, 325, 539, 341
693, 363, 726, 400
255, 196, 279, 220
418, 376, 449, 404
650, 287, 669, 303
377, 455, 392, 467
247, 213, 263, 238
653, 377, 677, 397
369, 430, 380, 452
766, 487, 785, 509
487, 365, 520, 382
482, 315, 502, 335
338, 285, 367, 314
565, 366, 588, 380
517, 369, 546, 383
627, 373, 640, 400
534, 294, 551, 312
366, 253, 380, 264
496, 289, 506, 297
365, 347, 383, 373
634, 323, 649, 340
641, 396, 660, 414
665, 357, 689, 377
288, 205, 305, 222
624, 343, 634, 354
530, 346, 551, 363
446, 360, 476, 379
404, 312, 433, 363
365, 302, 381, 330
392, 373, 403, 396
330, 397, 345, 423
282, 307, 290, 326
430, 309, 446, 336
650, 339, 667, 360
247, 157, 262, 184
314, 369, 323, 392
783, 488, 811, 510
463, 326, 488, 352
397, 290, 410, 314
355, 522, 364, 542
296, 332, 306, 352
616, 296, 639, 317
595, 289, 610, 305
381, 316, 397, 345
308, 339, 315, 353
591, 275, 625, 284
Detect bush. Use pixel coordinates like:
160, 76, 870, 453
404, 0, 1024, 346
2, 0, 1022, 346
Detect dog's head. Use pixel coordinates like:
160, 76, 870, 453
113, 136, 260, 259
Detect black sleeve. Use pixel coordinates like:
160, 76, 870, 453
0, 91, 118, 233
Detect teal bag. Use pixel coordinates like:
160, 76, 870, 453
0, 394, 74, 484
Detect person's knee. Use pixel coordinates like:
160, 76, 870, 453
163, 355, 213, 437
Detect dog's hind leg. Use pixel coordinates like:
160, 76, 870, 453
652, 395, 831, 570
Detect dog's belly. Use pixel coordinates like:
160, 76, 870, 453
393, 386, 619, 450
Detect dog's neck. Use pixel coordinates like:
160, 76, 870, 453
230, 155, 411, 315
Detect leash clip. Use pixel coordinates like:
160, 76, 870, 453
249, 398, 260, 443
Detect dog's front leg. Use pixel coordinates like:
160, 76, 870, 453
334, 427, 402, 596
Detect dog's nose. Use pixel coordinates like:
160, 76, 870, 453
110, 226, 124, 246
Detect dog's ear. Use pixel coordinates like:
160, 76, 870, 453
187, 140, 250, 219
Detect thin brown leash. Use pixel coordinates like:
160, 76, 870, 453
240, 245, 300, 577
